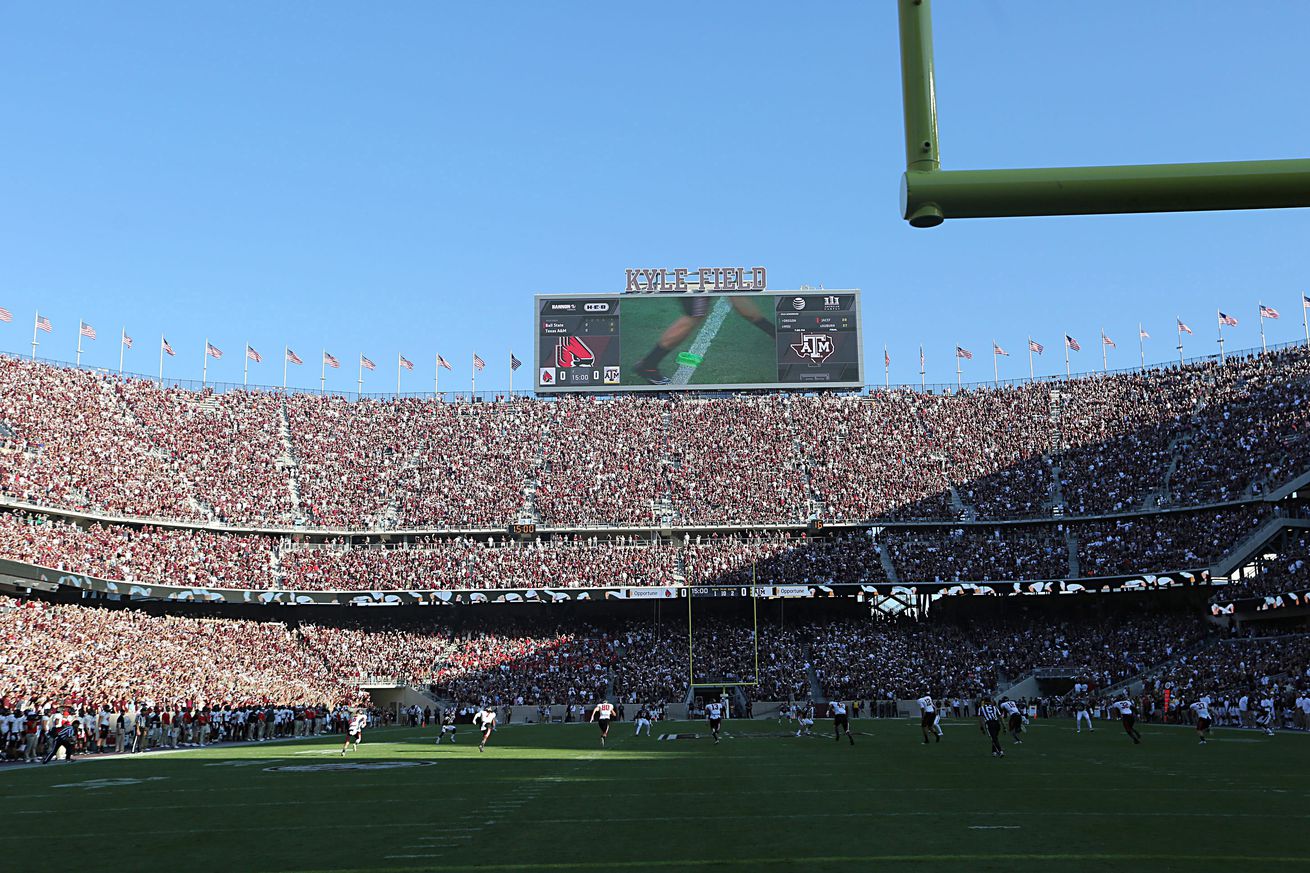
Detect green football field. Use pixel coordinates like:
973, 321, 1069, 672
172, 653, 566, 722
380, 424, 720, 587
2, 719, 1308, 872
620, 296, 778, 387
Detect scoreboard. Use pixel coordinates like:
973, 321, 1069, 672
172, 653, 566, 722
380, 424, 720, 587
534, 289, 863, 393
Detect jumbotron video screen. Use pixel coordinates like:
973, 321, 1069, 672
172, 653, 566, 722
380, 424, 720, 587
534, 290, 864, 392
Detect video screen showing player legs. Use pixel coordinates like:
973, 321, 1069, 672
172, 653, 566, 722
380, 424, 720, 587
621, 296, 778, 388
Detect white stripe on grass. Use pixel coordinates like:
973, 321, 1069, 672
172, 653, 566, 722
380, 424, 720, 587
670, 297, 731, 386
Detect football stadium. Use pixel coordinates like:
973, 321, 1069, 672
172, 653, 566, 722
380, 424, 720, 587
3, 2, 1310, 872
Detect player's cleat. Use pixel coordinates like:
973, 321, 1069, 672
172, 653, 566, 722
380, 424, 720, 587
636, 366, 670, 385
848, 735, 854, 746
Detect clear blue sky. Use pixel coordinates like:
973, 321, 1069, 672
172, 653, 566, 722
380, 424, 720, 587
2, 1, 1308, 391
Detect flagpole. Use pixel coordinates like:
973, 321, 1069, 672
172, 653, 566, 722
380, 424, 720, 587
918, 345, 924, 390
884, 344, 889, 387
76, 321, 83, 367
244, 342, 249, 386
1027, 338, 1034, 380
1064, 339, 1070, 380
509, 349, 514, 397
1100, 330, 1107, 372
321, 350, 326, 394
1216, 312, 1226, 364
159, 335, 165, 385
283, 347, 289, 390
471, 353, 476, 397
1258, 303, 1267, 354
203, 338, 209, 387
955, 351, 961, 389
397, 352, 402, 398
357, 356, 363, 396
1138, 323, 1145, 371
1177, 319, 1184, 366
1303, 295, 1310, 346
119, 328, 126, 375
992, 343, 998, 385
31, 311, 39, 360
435, 355, 440, 398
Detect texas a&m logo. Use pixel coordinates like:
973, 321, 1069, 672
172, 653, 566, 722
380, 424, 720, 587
789, 333, 835, 367
555, 336, 595, 369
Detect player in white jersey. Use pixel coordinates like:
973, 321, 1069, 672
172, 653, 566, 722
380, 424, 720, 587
1256, 696, 1276, 736
435, 708, 458, 745
1110, 700, 1142, 744
1189, 699, 1212, 744
795, 701, 815, 737
633, 706, 652, 737
999, 699, 1023, 743
830, 700, 854, 745
590, 701, 616, 747
476, 706, 497, 752
917, 695, 939, 745
705, 701, 724, 744
341, 712, 367, 755
1074, 697, 1094, 733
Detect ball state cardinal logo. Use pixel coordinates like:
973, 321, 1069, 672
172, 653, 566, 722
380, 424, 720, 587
555, 336, 595, 369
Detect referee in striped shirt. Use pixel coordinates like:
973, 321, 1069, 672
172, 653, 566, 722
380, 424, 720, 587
43, 721, 78, 764
978, 696, 1004, 758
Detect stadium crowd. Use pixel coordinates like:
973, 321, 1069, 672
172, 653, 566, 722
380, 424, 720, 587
0, 504, 1289, 592
1, 348, 1307, 531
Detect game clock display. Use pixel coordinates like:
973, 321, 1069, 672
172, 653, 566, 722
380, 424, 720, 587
534, 290, 863, 393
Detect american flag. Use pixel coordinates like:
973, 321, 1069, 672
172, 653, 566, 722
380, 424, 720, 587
79, 322, 96, 340
438, 354, 453, 371
1102, 333, 1116, 348
1259, 304, 1280, 320
955, 346, 972, 360
993, 342, 1009, 357
0, 307, 11, 323
1065, 335, 1081, 351
324, 351, 340, 369
1028, 339, 1043, 355
122, 332, 133, 348
1139, 327, 1150, 340
1218, 311, 1238, 326
286, 348, 303, 366
161, 336, 176, 356
884, 347, 890, 367
510, 353, 522, 371
399, 355, 414, 371
1177, 318, 1193, 335
360, 355, 376, 371
36, 314, 52, 333
206, 342, 223, 359
473, 354, 486, 371
246, 345, 262, 363
1303, 293, 1310, 309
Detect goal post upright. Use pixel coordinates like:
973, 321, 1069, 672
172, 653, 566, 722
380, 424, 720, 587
686, 564, 762, 694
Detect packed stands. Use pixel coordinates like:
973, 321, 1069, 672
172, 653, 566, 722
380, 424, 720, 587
2, 348, 1307, 531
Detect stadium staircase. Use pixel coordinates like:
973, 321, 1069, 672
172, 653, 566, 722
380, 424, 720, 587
276, 401, 304, 521
1064, 528, 1080, 578
1045, 388, 1067, 515
878, 542, 900, 583
804, 652, 823, 701
1094, 634, 1224, 699
1210, 516, 1310, 579
947, 485, 975, 521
